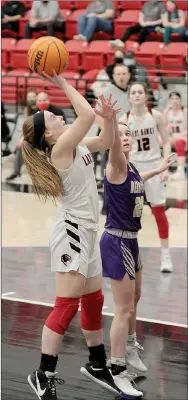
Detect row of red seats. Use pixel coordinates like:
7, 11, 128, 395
2, 38, 187, 76
2, 7, 188, 40
2, 1, 188, 11
2, 69, 161, 107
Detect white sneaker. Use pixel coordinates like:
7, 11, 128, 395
111, 367, 143, 398
160, 250, 173, 273
108, 39, 124, 48
126, 342, 147, 373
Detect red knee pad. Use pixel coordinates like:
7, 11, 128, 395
45, 297, 79, 335
174, 138, 186, 157
80, 290, 104, 331
152, 206, 169, 239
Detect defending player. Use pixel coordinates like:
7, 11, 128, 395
100, 117, 174, 398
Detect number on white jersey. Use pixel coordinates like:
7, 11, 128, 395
137, 138, 150, 152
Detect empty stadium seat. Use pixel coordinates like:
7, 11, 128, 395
10, 39, 35, 69
82, 41, 111, 71
59, 1, 73, 9
66, 9, 85, 39
65, 40, 89, 70
119, 1, 143, 10
19, 10, 31, 38
2, 38, 16, 69
159, 43, 187, 77
114, 10, 139, 38
72, 1, 90, 9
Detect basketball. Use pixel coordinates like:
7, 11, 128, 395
28, 36, 69, 76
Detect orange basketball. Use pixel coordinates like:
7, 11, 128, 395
28, 36, 69, 76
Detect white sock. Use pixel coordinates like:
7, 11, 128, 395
128, 332, 136, 343
161, 248, 170, 256
111, 357, 126, 367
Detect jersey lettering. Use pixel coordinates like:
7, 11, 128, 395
133, 196, 144, 218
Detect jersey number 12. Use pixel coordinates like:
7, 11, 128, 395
137, 138, 150, 152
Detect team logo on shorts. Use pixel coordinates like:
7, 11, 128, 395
61, 254, 72, 265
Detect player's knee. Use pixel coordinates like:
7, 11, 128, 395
45, 296, 80, 335
117, 303, 134, 320
80, 290, 104, 331
152, 205, 169, 239
174, 137, 186, 157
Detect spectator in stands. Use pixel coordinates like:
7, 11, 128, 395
6, 91, 67, 181
102, 64, 131, 119
73, 0, 115, 42
24, 0, 64, 39
1, 0, 26, 36
161, 1, 186, 47
109, 0, 166, 49
6, 88, 38, 181
2, 102, 11, 157
106, 49, 125, 80
36, 92, 67, 123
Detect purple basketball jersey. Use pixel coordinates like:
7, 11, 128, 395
104, 163, 144, 232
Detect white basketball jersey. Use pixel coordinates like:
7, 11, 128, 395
128, 110, 161, 163
57, 145, 99, 229
166, 108, 185, 136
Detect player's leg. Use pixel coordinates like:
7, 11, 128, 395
27, 221, 88, 399
28, 271, 85, 400
144, 165, 173, 273
171, 136, 186, 180
100, 232, 143, 398
80, 233, 121, 394
127, 253, 147, 373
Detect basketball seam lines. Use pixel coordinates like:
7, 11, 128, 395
29, 38, 51, 72
51, 38, 62, 76
43, 42, 52, 74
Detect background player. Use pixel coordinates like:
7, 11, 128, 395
22, 71, 121, 400
100, 117, 174, 398
163, 92, 187, 180
120, 82, 173, 273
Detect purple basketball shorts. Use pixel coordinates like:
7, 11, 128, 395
100, 231, 142, 281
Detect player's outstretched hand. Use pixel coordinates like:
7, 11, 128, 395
42, 70, 66, 89
159, 154, 177, 181
95, 94, 121, 120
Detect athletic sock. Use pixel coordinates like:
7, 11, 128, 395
40, 353, 58, 373
88, 344, 106, 368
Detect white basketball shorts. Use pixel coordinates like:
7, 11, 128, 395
133, 159, 166, 205
49, 217, 102, 278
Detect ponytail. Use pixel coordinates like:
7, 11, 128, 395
22, 140, 63, 203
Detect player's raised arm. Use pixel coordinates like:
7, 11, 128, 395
42, 71, 95, 155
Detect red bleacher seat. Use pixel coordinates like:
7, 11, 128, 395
159, 43, 187, 77
114, 10, 139, 38
66, 10, 85, 38
82, 41, 111, 71
10, 39, 35, 69
138, 42, 162, 74
72, 1, 90, 9
2, 38, 16, 69
65, 40, 89, 70
119, 1, 143, 10
2, 75, 17, 105
58, 1, 73, 9
6, 70, 30, 94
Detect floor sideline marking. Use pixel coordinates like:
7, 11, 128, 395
2, 296, 187, 328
